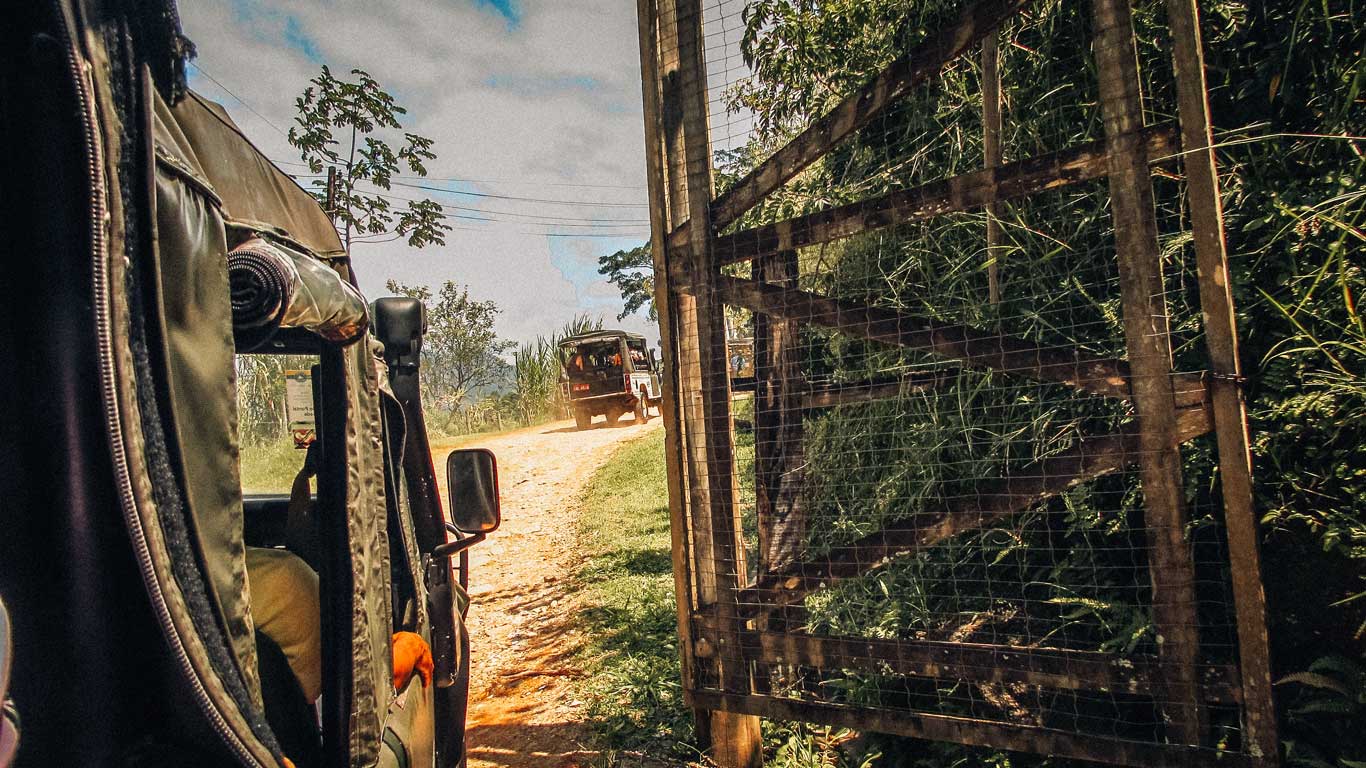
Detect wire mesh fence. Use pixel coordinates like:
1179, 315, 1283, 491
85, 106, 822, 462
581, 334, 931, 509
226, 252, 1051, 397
640, 0, 1276, 764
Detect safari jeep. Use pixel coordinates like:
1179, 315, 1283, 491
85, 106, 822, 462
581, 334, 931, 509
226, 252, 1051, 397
559, 331, 662, 430
0, 3, 496, 767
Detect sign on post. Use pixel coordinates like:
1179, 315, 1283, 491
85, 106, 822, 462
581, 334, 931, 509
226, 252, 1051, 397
285, 370, 316, 449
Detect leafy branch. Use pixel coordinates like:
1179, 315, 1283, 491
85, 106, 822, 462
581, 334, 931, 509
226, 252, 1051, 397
288, 65, 450, 251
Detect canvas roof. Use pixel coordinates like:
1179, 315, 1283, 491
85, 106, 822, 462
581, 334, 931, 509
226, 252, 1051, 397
168, 91, 346, 260
559, 330, 646, 347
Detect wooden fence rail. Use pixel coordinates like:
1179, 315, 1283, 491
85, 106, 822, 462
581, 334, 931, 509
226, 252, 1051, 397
637, 0, 1278, 764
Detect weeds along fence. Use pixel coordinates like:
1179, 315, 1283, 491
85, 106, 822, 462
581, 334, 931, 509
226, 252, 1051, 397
637, 0, 1278, 765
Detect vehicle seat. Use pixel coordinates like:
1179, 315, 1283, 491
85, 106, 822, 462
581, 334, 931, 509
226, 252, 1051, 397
256, 631, 321, 768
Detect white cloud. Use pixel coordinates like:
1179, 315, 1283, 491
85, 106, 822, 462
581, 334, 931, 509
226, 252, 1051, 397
180, 0, 658, 349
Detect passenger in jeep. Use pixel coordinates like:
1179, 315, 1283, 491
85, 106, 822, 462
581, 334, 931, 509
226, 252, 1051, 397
247, 546, 323, 703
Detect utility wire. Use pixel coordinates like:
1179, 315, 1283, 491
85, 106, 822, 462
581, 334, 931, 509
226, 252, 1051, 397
331, 185, 649, 234
190, 63, 652, 239
189, 63, 293, 138
407, 176, 644, 191
303, 174, 649, 208
381, 179, 648, 208
192, 63, 650, 202
284, 166, 645, 193
342, 183, 649, 224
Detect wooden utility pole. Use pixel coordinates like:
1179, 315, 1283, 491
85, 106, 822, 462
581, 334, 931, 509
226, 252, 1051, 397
325, 165, 339, 221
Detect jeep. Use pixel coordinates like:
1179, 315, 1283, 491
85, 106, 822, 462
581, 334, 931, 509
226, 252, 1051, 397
0, 3, 495, 766
560, 331, 662, 430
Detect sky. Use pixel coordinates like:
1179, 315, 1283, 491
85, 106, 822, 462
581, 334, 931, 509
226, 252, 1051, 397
179, 0, 661, 348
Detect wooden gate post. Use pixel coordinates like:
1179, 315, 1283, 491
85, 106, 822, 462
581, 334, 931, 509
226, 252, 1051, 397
640, 0, 763, 764
754, 249, 805, 580
753, 249, 806, 654
1092, 0, 1206, 746
636, 0, 698, 704
981, 32, 1004, 306
1163, 0, 1279, 761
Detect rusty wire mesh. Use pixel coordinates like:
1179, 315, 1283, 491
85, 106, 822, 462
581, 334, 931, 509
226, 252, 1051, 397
649, 0, 1270, 763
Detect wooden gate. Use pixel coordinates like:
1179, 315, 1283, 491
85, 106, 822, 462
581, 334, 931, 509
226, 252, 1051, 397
636, 0, 1277, 765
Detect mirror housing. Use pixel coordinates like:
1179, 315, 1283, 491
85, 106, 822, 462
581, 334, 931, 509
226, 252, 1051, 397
446, 449, 501, 534
373, 297, 425, 373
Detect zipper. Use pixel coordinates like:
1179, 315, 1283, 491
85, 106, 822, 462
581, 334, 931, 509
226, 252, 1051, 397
51, 4, 269, 766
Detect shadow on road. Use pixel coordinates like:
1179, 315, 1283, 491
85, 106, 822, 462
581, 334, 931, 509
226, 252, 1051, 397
464, 721, 597, 768
541, 418, 651, 435
465, 721, 684, 768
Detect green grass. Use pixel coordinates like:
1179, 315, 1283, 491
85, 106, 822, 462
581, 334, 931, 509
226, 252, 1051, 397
571, 428, 699, 764
570, 428, 882, 768
239, 437, 305, 494
238, 410, 529, 495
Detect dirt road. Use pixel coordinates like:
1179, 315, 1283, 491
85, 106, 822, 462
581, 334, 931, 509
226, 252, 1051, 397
433, 415, 665, 768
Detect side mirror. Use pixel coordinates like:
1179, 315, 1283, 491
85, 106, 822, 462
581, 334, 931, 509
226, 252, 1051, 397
446, 448, 501, 534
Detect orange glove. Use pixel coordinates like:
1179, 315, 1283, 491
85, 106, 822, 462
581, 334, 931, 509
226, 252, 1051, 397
392, 631, 433, 691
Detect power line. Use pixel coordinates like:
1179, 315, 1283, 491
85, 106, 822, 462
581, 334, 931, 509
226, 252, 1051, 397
191, 63, 652, 230
428, 210, 649, 230
283, 168, 644, 193
192, 63, 649, 200
338, 187, 650, 235
303, 174, 649, 208
347, 183, 649, 224
391, 174, 644, 191
296, 171, 649, 211
384, 179, 648, 208
539, 232, 649, 238
312, 181, 649, 227
189, 63, 292, 138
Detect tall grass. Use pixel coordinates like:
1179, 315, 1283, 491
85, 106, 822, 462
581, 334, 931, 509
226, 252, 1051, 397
571, 429, 697, 764
703, 0, 1365, 760
509, 313, 605, 425
572, 430, 917, 767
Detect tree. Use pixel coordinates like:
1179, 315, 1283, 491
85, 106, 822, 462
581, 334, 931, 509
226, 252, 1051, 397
385, 280, 513, 418
289, 66, 451, 250
728, 0, 913, 146
598, 243, 656, 321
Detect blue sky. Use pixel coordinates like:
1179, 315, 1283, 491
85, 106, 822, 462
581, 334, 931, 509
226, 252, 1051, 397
181, 0, 658, 346
476, 0, 522, 27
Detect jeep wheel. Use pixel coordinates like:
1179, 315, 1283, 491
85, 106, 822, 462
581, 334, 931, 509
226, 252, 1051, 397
573, 409, 591, 430
634, 393, 648, 424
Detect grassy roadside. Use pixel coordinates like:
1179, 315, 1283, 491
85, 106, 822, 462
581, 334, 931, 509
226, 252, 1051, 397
570, 427, 887, 768
239, 417, 540, 493
239, 437, 304, 494
570, 427, 698, 764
